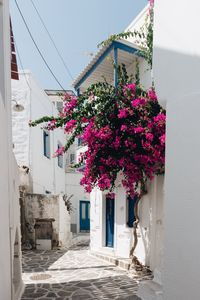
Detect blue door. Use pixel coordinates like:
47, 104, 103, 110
106, 196, 115, 247
80, 201, 90, 231
127, 196, 137, 228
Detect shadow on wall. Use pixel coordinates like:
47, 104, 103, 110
153, 47, 200, 106
13, 229, 23, 299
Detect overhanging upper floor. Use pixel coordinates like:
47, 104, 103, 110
72, 40, 142, 93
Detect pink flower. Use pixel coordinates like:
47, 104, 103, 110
159, 134, 166, 145
121, 125, 128, 131
46, 119, 57, 130
124, 83, 136, 93
148, 89, 157, 101
107, 192, 115, 199
131, 98, 146, 107
154, 113, 166, 123
64, 119, 77, 133
53, 146, 65, 157
149, 0, 154, 6
118, 109, 128, 119
134, 126, 144, 133
146, 133, 154, 141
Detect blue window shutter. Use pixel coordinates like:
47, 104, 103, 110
127, 196, 137, 228
43, 131, 50, 158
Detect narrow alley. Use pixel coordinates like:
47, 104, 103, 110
21, 240, 150, 300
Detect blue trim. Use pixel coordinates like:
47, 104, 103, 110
114, 47, 118, 87
77, 87, 80, 96
74, 43, 114, 90
80, 200, 90, 231
43, 130, 50, 159
74, 41, 140, 90
113, 41, 140, 55
127, 196, 137, 228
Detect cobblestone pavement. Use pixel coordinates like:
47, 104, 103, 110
21, 241, 149, 300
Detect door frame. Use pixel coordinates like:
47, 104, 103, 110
79, 200, 90, 232
105, 196, 115, 248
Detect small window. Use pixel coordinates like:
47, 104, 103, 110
70, 153, 75, 164
43, 130, 50, 158
56, 101, 63, 113
57, 142, 63, 168
78, 138, 83, 147
127, 196, 137, 228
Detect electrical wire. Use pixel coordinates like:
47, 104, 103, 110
14, 0, 66, 91
29, 0, 74, 81
15, 38, 58, 112
14, 40, 31, 89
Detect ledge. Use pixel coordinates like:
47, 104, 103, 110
90, 250, 132, 270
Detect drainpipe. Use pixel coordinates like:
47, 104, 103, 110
113, 47, 118, 87
76, 87, 80, 97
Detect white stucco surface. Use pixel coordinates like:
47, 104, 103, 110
153, 1, 200, 299
65, 172, 90, 233
90, 176, 164, 266
0, 1, 23, 298
12, 72, 66, 195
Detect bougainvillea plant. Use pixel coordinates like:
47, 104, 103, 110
30, 66, 165, 199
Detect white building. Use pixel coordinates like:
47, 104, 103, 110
65, 143, 90, 234
72, 4, 165, 275
12, 72, 72, 249
138, 1, 200, 300
12, 72, 66, 195
0, 0, 23, 299
45, 90, 91, 234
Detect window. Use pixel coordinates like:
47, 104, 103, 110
43, 130, 50, 158
127, 196, 137, 228
78, 138, 83, 147
57, 142, 63, 168
56, 101, 63, 113
70, 153, 75, 164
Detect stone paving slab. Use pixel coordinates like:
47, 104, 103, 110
21, 241, 148, 299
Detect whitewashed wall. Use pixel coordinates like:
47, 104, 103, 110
11, 158, 24, 300
90, 186, 133, 258
153, 1, 200, 299
12, 71, 66, 195
0, 1, 23, 299
65, 172, 90, 233
90, 176, 164, 265
136, 176, 164, 276
125, 5, 152, 89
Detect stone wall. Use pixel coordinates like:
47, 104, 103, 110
23, 193, 71, 249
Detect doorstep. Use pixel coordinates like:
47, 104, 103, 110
71, 233, 90, 246
137, 280, 163, 300
90, 251, 132, 270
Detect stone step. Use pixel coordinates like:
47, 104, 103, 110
90, 251, 132, 270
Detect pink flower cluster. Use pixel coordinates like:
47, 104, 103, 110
64, 119, 77, 133
76, 85, 165, 196
49, 83, 165, 196
63, 93, 78, 115
46, 119, 57, 131
53, 145, 65, 157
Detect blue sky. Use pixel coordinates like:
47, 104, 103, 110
10, 0, 148, 91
